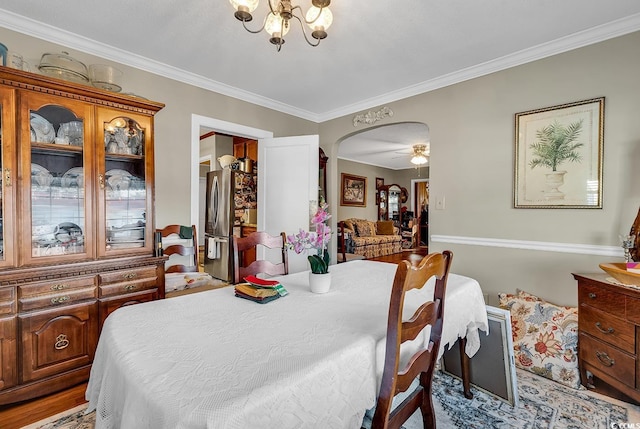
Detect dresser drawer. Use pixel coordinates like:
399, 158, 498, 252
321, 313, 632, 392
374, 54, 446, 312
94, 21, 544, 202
100, 266, 157, 285
99, 277, 158, 298
19, 287, 97, 312
626, 296, 640, 325
578, 283, 626, 314
579, 333, 635, 388
0, 287, 15, 317
19, 276, 96, 298
579, 304, 635, 354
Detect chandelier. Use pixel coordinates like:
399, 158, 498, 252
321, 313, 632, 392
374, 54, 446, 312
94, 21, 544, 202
229, 0, 333, 52
410, 144, 429, 165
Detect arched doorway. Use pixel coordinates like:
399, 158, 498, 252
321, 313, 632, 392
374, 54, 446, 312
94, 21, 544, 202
333, 121, 430, 248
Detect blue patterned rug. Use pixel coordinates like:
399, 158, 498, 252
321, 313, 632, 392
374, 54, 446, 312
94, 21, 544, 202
29, 368, 640, 429
416, 368, 640, 429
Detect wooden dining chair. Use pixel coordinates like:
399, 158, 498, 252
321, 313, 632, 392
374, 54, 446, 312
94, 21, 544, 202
232, 231, 288, 284
337, 221, 365, 263
157, 224, 199, 273
371, 250, 453, 429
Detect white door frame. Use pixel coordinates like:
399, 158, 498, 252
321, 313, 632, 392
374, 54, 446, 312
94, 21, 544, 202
190, 114, 273, 229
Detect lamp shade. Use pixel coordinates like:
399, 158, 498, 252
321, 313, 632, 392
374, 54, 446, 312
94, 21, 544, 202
306, 6, 333, 31
229, 0, 259, 13
265, 11, 290, 37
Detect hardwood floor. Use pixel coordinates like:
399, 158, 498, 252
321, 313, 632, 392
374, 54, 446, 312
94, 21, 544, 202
0, 382, 88, 429
0, 248, 429, 428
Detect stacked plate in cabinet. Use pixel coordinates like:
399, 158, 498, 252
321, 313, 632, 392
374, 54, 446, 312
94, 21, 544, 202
30, 113, 55, 143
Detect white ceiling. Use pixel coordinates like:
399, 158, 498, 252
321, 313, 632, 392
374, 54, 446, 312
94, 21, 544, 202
0, 1, 639, 169
339, 122, 431, 171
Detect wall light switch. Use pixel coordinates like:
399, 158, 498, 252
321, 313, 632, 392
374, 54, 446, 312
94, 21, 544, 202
435, 196, 446, 210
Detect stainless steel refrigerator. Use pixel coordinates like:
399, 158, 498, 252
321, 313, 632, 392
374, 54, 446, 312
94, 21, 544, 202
204, 169, 235, 282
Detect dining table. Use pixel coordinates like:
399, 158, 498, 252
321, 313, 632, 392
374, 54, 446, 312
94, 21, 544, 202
86, 260, 488, 429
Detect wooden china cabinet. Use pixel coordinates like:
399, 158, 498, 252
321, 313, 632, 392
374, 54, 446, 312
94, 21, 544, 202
0, 67, 166, 405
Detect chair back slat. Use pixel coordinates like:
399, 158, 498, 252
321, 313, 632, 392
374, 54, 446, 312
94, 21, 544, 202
371, 250, 453, 429
232, 231, 288, 284
157, 224, 199, 273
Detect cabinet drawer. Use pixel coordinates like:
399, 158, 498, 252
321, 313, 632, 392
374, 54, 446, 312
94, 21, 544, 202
18, 276, 96, 298
100, 266, 157, 285
579, 304, 635, 353
578, 283, 626, 314
99, 277, 157, 298
19, 287, 97, 312
0, 288, 15, 317
579, 333, 635, 388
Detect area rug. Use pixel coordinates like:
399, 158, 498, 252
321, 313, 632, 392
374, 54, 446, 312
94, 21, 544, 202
25, 369, 640, 428
403, 368, 640, 429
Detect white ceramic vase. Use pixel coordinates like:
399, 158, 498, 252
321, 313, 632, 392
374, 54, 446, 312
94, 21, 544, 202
309, 272, 331, 294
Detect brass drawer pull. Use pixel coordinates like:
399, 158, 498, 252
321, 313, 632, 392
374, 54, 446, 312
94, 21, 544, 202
595, 351, 615, 367
595, 322, 614, 334
50, 284, 66, 291
123, 272, 137, 280
588, 292, 597, 299
54, 334, 70, 350
124, 284, 137, 291
51, 295, 70, 305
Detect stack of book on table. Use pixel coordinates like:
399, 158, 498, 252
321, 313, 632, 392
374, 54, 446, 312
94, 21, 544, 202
234, 275, 288, 304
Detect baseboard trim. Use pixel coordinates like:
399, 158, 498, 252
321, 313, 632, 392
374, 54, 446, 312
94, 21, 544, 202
430, 235, 624, 258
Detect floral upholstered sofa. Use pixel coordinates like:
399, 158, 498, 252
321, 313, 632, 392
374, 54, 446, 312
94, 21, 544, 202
340, 218, 402, 259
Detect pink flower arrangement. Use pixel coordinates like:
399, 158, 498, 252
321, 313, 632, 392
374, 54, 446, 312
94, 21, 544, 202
286, 202, 332, 274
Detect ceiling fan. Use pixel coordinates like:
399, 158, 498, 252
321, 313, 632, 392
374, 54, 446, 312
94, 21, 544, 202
392, 143, 430, 165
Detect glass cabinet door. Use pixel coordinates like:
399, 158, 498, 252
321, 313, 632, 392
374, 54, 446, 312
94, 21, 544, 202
97, 108, 153, 257
21, 94, 94, 264
0, 87, 16, 268
388, 185, 401, 221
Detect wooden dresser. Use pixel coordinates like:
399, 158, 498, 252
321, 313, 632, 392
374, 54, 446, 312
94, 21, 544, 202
574, 273, 640, 403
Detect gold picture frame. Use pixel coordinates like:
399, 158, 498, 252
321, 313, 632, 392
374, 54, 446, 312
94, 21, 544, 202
341, 173, 367, 207
514, 97, 604, 208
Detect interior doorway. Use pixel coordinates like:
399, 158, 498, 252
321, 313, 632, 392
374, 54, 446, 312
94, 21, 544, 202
411, 179, 429, 247
189, 114, 273, 233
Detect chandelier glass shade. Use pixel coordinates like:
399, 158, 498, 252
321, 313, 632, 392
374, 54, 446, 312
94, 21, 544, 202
410, 144, 429, 165
411, 154, 428, 165
229, 0, 333, 51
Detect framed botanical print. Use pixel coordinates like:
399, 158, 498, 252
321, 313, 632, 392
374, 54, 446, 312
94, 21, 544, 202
514, 97, 604, 208
341, 173, 367, 207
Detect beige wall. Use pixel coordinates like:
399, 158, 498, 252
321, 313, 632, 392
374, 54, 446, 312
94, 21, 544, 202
4, 25, 639, 307
322, 31, 640, 306
0, 27, 318, 230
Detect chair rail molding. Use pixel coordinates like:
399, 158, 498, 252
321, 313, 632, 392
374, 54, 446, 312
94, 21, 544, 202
431, 235, 624, 257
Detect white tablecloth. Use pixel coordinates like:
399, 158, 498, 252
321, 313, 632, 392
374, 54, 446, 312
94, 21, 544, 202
86, 260, 488, 429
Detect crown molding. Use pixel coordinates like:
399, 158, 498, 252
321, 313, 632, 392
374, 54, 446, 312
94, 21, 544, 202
2, 9, 639, 124
317, 13, 640, 122
0, 8, 321, 122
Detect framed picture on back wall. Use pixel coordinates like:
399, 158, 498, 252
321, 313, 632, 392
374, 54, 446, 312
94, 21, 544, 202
514, 97, 604, 208
341, 173, 367, 207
